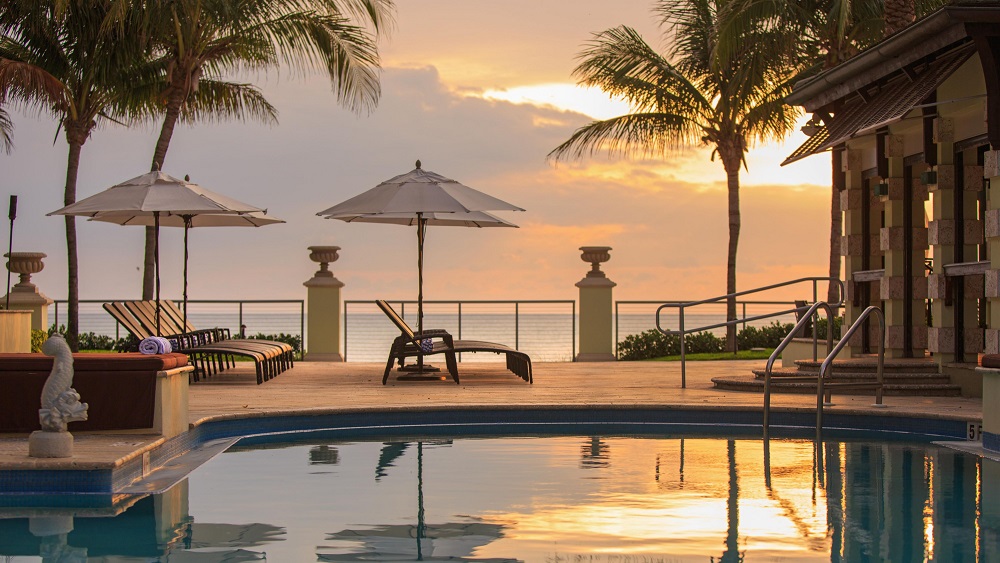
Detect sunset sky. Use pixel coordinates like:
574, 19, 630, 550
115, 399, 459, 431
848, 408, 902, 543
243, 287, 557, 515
0, 0, 832, 306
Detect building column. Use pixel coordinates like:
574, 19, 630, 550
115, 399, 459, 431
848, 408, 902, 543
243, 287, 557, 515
576, 246, 616, 362
304, 246, 345, 361
986, 149, 1000, 356
929, 118, 958, 361
880, 134, 928, 358
842, 148, 880, 356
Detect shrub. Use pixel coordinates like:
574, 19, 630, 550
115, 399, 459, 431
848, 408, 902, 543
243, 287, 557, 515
617, 329, 724, 360
31, 329, 46, 352
47, 324, 134, 352
814, 316, 843, 340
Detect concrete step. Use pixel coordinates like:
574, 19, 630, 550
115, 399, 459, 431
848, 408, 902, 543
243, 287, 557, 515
712, 375, 963, 396
792, 358, 940, 374
752, 368, 953, 384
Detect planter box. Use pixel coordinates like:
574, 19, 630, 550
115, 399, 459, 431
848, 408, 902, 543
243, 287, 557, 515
0, 352, 190, 434
0, 310, 31, 353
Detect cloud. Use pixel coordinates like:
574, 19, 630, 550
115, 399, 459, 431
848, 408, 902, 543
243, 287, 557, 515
0, 61, 832, 309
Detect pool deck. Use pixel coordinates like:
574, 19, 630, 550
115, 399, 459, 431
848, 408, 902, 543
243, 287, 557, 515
0, 359, 984, 471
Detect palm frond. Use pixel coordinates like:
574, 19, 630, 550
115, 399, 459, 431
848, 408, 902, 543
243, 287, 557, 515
549, 112, 708, 161
0, 106, 13, 153
179, 79, 278, 125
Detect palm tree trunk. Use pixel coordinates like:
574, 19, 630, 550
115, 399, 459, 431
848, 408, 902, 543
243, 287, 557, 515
142, 88, 185, 300
721, 150, 742, 354
63, 122, 88, 353
828, 172, 842, 305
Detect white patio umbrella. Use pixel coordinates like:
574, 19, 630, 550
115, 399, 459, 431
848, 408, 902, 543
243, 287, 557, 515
88, 210, 284, 331
317, 161, 523, 375
49, 171, 273, 333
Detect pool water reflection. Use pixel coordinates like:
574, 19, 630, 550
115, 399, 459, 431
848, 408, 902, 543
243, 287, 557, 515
2, 435, 998, 561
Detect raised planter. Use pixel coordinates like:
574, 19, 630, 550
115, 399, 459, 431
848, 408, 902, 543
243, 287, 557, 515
0, 353, 191, 435
0, 310, 32, 352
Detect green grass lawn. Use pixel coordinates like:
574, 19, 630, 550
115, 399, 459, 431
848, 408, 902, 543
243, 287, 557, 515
648, 349, 775, 361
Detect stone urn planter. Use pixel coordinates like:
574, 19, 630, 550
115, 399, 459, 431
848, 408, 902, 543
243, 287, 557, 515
308, 246, 341, 278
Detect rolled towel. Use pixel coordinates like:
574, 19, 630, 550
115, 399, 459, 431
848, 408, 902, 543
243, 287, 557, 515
139, 336, 172, 355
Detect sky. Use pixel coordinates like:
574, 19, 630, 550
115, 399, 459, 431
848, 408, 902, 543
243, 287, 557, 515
0, 0, 832, 307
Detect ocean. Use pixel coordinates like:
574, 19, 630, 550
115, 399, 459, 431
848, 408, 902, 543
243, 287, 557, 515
50, 300, 798, 362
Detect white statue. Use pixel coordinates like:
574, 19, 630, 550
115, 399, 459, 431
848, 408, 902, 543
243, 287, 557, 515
38, 335, 88, 432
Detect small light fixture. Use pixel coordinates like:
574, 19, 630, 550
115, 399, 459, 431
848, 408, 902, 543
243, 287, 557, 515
801, 114, 823, 137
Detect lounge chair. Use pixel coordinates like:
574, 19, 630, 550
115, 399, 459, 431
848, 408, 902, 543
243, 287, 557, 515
376, 300, 532, 385
104, 301, 294, 384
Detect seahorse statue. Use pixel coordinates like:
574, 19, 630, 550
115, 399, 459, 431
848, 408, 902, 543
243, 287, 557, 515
38, 334, 88, 432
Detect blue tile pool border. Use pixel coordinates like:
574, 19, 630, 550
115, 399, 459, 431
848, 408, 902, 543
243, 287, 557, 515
0, 405, 976, 495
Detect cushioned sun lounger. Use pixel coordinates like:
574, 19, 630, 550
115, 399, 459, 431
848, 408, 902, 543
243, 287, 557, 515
105, 301, 294, 384
376, 300, 532, 385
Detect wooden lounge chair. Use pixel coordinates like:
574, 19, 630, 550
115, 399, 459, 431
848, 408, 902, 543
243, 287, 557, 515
376, 300, 532, 385
104, 301, 294, 384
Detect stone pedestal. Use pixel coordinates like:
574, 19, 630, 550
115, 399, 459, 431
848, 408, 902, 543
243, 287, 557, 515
304, 246, 345, 361
3, 252, 53, 331
575, 247, 616, 362
28, 430, 74, 458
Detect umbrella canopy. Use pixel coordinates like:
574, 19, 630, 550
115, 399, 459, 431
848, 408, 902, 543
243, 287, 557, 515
50, 171, 265, 217
317, 161, 523, 377
318, 162, 525, 217
49, 171, 275, 333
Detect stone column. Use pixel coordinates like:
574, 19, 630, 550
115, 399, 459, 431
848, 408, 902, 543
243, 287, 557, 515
930, 131, 984, 362
880, 134, 928, 358
3, 251, 53, 331
841, 148, 873, 356
986, 148, 1000, 357
303, 246, 345, 361
576, 246, 616, 362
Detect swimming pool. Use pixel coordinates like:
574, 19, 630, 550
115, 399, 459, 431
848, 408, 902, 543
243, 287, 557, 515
1, 428, 997, 561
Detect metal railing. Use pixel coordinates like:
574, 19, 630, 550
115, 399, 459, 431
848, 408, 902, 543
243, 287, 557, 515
344, 299, 575, 362
763, 303, 885, 441
52, 299, 305, 342
655, 277, 845, 387
616, 299, 800, 355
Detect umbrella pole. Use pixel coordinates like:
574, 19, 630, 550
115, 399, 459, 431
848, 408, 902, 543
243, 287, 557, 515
154, 211, 161, 335
397, 215, 442, 379
183, 216, 191, 334
417, 213, 424, 370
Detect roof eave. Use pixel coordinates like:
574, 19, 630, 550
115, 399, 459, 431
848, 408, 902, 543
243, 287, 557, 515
787, 5, 1000, 111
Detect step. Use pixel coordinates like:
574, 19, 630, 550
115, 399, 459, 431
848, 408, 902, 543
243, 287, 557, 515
752, 368, 953, 384
712, 375, 963, 396
792, 359, 940, 374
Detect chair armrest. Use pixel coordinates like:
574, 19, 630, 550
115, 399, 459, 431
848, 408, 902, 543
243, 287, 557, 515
412, 329, 451, 339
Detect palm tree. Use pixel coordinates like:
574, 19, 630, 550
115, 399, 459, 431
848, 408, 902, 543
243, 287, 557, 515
550, 0, 801, 352
0, 1, 150, 350
0, 57, 66, 153
136, 0, 394, 300
718, 0, 944, 305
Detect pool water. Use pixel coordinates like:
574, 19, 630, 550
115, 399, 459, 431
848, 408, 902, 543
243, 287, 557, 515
2, 434, 998, 561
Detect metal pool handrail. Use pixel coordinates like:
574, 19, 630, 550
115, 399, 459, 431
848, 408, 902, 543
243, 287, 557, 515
815, 305, 886, 441
763, 301, 836, 440
655, 277, 845, 388
763, 304, 885, 442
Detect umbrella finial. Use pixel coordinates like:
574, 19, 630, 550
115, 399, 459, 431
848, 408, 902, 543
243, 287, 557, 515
415, 159, 421, 169
184, 175, 190, 182
152, 161, 160, 172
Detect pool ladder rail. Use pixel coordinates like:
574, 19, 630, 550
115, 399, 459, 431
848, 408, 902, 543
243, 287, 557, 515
763, 302, 886, 441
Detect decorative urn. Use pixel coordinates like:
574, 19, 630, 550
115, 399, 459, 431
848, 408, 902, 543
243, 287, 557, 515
579, 246, 612, 278
308, 246, 341, 277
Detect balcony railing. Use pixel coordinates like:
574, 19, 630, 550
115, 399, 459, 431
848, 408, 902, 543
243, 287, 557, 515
344, 300, 575, 362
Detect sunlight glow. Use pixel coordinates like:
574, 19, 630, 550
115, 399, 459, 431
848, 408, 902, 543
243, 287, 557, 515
480, 83, 631, 120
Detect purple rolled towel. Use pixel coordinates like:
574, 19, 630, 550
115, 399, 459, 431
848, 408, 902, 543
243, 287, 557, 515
139, 336, 172, 354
